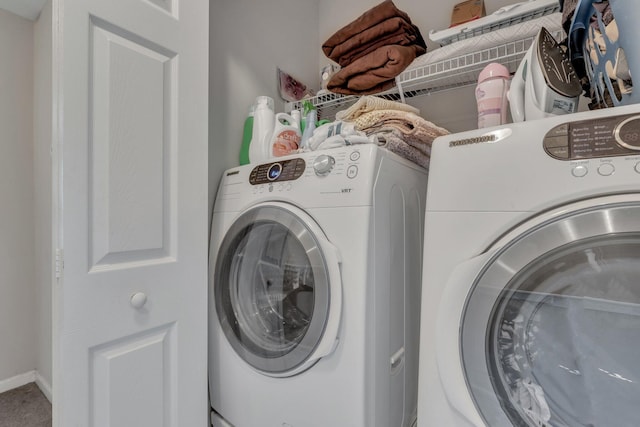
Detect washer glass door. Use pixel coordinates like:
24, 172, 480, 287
215, 204, 336, 376
461, 202, 640, 427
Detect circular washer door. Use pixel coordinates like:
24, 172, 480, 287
214, 202, 341, 377
461, 200, 640, 427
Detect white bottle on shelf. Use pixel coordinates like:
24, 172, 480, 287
248, 96, 275, 163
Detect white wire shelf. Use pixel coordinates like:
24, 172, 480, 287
429, 0, 560, 46
286, 35, 537, 121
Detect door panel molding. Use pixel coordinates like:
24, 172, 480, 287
89, 17, 177, 270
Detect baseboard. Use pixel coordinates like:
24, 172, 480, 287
0, 370, 36, 394
0, 370, 52, 404
35, 371, 52, 403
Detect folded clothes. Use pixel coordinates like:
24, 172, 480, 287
323, 0, 414, 59
327, 44, 424, 95
561, 0, 579, 33
350, 109, 449, 168
323, 0, 426, 95
314, 134, 376, 151
351, 109, 449, 140
336, 95, 418, 121
306, 120, 372, 151
379, 132, 431, 168
562, 0, 613, 33
330, 17, 424, 67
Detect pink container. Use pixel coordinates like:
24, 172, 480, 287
475, 63, 511, 128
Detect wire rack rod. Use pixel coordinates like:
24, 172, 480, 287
286, 35, 538, 121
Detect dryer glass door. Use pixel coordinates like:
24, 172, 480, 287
460, 202, 640, 427
214, 204, 336, 376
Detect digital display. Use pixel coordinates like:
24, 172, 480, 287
249, 158, 306, 185
544, 114, 640, 160
267, 163, 282, 181
616, 117, 640, 151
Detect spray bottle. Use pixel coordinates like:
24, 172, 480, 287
299, 100, 317, 150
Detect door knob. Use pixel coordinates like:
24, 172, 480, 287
130, 292, 148, 309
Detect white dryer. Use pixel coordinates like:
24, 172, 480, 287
209, 145, 427, 427
418, 105, 640, 427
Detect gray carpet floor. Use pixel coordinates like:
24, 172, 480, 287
0, 382, 52, 427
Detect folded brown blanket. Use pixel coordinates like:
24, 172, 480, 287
328, 17, 424, 66
327, 44, 424, 95
323, 1, 412, 57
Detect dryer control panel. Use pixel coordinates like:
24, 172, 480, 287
544, 113, 640, 160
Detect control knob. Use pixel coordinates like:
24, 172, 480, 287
313, 154, 335, 176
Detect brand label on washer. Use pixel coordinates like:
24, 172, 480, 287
448, 128, 513, 148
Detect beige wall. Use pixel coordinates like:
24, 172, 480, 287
0, 9, 36, 384
208, 0, 320, 221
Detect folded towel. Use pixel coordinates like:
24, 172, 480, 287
353, 109, 449, 168
328, 17, 425, 67
323, 0, 415, 59
336, 95, 419, 121
379, 132, 431, 168
327, 44, 424, 95
351, 109, 449, 140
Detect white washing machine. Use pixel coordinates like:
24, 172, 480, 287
418, 104, 640, 427
209, 145, 427, 427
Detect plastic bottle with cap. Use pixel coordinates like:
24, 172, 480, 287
239, 103, 255, 165
269, 112, 301, 157
475, 63, 511, 128
248, 96, 275, 163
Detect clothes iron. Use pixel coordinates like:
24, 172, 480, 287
509, 26, 582, 122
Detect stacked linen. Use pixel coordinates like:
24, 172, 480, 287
338, 96, 449, 168
322, 0, 427, 95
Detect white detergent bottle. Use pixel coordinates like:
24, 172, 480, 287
248, 96, 275, 163
269, 112, 302, 157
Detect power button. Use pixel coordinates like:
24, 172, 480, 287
571, 165, 588, 178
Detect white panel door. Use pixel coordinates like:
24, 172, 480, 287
52, 0, 208, 425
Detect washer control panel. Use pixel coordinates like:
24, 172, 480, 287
249, 158, 306, 185
544, 113, 640, 160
